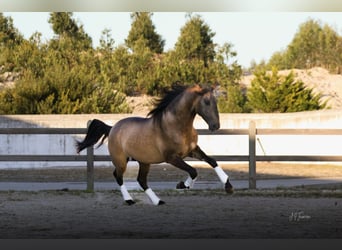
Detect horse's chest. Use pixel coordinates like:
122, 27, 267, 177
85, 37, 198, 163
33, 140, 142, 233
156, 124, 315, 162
171, 132, 197, 156
185, 134, 197, 150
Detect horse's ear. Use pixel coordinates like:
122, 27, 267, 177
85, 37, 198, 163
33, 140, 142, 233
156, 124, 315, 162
196, 87, 210, 96
195, 84, 223, 97
213, 85, 222, 98
193, 83, 211, 96
192, 84, 206, 95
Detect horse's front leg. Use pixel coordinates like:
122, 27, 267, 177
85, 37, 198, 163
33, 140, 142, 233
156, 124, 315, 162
189, 146, 234, 194
166, 155, 198, 190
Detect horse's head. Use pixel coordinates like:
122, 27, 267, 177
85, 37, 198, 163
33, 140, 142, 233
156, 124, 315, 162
195, 85, 220, 132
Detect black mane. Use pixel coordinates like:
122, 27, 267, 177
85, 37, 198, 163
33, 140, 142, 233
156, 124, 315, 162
148, 84, 188, 122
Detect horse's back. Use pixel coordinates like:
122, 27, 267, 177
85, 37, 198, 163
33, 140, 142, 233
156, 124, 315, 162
110, 116, 152, 141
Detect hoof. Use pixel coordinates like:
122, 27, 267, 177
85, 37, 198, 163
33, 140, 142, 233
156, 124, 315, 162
225, 180, 234, 194
158, 200, 166, 205
176, 181, 189, 189
125, 200, 136, 205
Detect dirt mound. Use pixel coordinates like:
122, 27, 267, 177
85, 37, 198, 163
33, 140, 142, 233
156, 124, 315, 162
126, 95, 154, 115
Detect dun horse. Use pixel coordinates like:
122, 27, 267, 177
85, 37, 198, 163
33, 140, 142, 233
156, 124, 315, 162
76, 84, 233, 205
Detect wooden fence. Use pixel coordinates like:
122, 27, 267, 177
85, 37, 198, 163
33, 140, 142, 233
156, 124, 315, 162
1, 120, 342, 191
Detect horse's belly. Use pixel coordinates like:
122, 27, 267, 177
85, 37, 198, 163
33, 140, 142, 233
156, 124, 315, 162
126, 143, 164, 164
123, 134, 165, 164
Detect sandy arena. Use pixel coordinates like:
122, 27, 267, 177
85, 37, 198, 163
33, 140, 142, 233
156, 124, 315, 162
0, 163, 341, 239
0, 188, 341, 238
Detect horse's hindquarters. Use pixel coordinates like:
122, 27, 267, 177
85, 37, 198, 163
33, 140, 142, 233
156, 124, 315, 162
108, 117, 165, 164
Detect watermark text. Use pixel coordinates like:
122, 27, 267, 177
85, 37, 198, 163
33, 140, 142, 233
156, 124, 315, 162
289, 211, 311, 222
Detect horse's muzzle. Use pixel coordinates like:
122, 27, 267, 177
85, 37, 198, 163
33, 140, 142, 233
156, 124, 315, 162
209, 123, 220, 132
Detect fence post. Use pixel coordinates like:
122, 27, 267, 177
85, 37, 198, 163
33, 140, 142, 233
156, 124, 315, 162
86, 120, 94, 192
249, 120, 256, 189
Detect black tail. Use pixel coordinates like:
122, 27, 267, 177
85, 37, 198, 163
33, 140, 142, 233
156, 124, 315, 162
76, 119, 112, 153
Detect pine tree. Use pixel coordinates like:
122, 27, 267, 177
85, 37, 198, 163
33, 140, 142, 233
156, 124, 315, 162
247, 68, 281, 112
125, 12, 164, 54
266, 18, 342, 73
287, 19, 323, 68
0, 12, 131, 114
247, 68, 326, 113
277, 72, 325, 112
98, 28, 115, 53
0, 13, 23, 46
0, 13, 24, 72
173, 14, 215, 66
48, 12, 92, 50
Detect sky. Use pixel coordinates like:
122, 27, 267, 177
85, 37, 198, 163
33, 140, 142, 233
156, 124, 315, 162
4, 12, 342, 68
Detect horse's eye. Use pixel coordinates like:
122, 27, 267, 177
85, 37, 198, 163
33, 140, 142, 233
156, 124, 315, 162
204, 99, 210, 106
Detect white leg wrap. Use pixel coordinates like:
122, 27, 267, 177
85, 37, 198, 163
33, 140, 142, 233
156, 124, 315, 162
214, 166, 229, 184
145, 188, 160, 206
120, 185, 133, 201
184, 176, 197, 188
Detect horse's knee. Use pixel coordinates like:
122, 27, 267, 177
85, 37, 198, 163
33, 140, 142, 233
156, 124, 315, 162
137, 176, 148, 190
207, 157, 218, 168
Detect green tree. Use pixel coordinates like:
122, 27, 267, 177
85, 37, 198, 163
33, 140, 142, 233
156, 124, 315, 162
318, 24, 342, 73
266, 18, 342, 73
213, 43, 246, 113
98, 28, 115, 53
120, 12, 166, 95
173, 14, 216, 66
13, 32, 47, 77
0, 12, 131, 114
277, 72, 326, 112
0, 13, 24, 72
247, 68, 281, 112
126, 37, 155, 95
247, 68, 326, 113
267, 51, 290, 70
0, 13, 23, 46
0, 12, 248, 114
287, 19, 323, 68
126, 12, 164, 54
48, 12, 92, 50
0, 42, 131, 114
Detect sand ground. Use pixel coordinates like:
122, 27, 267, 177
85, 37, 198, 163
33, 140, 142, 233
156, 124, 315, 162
0, 163, 341, 239
0, 189, 341, 239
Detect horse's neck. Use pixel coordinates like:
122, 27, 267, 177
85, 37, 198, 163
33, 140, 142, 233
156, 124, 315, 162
163, 92, 198, 131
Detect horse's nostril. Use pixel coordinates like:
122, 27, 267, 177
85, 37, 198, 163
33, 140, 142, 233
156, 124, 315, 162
210, 123, 220, 131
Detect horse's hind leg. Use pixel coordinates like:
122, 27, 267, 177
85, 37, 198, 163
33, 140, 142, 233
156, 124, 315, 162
189, 146, 233, 194
112, 160, 135, 205
137, 162, 165, 205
